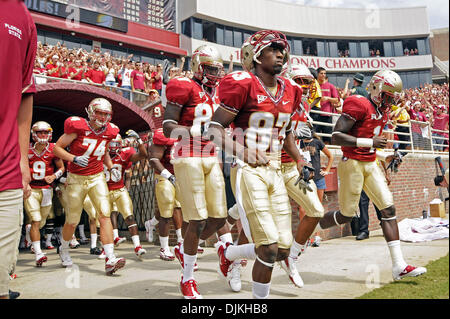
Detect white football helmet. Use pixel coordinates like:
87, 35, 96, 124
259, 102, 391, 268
368, 69, 404, 111
86, 98, 113, 127
285, 63, 314, 96
31, 121, 52, 144
109, 134, 122, 155
191, 45, 224, 87
241, 30, 290, 72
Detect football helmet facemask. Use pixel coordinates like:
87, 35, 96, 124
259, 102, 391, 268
86, 98, 113, 127
109, 134, 122, 155
31, 121, 53, 144
368, 69, 404, 111
191, 45, 224, 87
241, 30, 290, 72
285, 63, 314, 96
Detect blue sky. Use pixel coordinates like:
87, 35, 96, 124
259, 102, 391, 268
277, 0, 449, 29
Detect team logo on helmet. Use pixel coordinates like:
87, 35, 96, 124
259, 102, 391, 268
191, 45, 224, 87
86, 98, 113, 127
31, 121, 53, 144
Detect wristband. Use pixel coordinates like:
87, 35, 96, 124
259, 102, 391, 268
137, 138, 143, 145
54, 169, 63, 179
160, 169, 172, 180
356, 138, 373, 148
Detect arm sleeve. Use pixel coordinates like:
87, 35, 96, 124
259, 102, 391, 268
165, 78, 192, 107
22, 18, 37, 94
64, 117, 80, 135
217, 72, 250, 114
341, 97, 366, 122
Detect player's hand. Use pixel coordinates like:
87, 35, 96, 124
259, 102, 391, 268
73, 155, 89, 167
126, 129, 140, 140
110, 168, 121, 183
244, 148, 269, 168
22, 181, 31, 200
373, 136, 387, 149
168, 174, 177, 187
44, 175, 56, 184
320, 169, 330, 176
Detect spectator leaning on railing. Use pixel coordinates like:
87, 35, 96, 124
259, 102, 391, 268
316, 67, 339, 144
431, 104, 449, 151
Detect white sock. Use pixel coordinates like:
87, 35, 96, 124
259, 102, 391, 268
25, 224, 31, 243
289, 240, 304, 259
225, 243, 256, 261
113, 229, 119, 239
78, 225, 86, 239
182, 253, 197, 283
32, 241, 42, 255
219, 232, 233, 244
131, 235, 140, 248
180, 242, 184, 254
387, 240, 407, 271
160, 236, 169, 249
61, 238, 70, 249
91, 234, 98, 249
103, 243, 115, 260
45, 234, 52, 246
150, 216, 159, 226
176, 229, 183, 243
252, 281, 271, 299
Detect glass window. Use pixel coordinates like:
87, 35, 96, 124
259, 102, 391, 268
317, 41, 325, 57
328, 41, 338, 57
233, 29, 242, 48
293, 39, 302, 55
243, 31, 252, 43
393, 41, 403, 56
202, 21, 216, 43
337, 40, 349, 57
224, 27, 233, 47
192, 18, 203, 40
181, 19, 191, 37
383, 41, 393, 57
141, 56, 155, 65
406, 71, 420, 89
216, 25, 224, 45
417, 39, 427, 55
349, 42, 358, 57
302, 38, 316, 56
419, 70, 432, 87
44, 31, 62, 46
360, 42, 370, 57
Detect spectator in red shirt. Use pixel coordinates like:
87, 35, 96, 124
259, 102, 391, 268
68, 60, 86, 81
85, 60, 106, 85
46, 55, 61, 78
151, 63, 163, 95
131, 63, 146, 93
316, 67, 339, 144
431, 105, 449, 151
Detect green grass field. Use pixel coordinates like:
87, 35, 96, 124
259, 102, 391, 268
358, 254, 449, 299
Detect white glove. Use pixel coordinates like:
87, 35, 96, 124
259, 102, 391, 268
110, 168, 121, 182
73, 155, 89, 167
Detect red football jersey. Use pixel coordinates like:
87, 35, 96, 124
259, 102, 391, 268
28, 143, 58, 189
104, 147, 136, 190
64, 117, 120, 175
165, 77, 219, 158
341, 95, 388, 162
152, 128, 177, 175
281, 102, 310, 163
218, 71, 303, 162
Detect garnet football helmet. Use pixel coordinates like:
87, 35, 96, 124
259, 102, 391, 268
368, 69, 403, 111
241, 30, 290, 72
31, 121, 53, 144
191, 45, 224, 87
285, 63, 314, 96
109, 134, 122, 155
86, 98, 113, 127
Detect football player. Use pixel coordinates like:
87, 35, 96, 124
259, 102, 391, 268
163, 44, 228, 299
208, 30, 310, 299
105, 131, 147, 258
24, 121, 64, 266
149, 128, 185, 260
53, 97, 126, 275
319, 69, 427, 280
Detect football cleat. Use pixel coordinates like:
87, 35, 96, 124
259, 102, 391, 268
105, 256, 126, 276
98, 249, 106, 260
180, 276, 203, 299
10, 273, 17, 280
393, 265, 427, 281
35, 253, 48, 267
279, 256, 304, 288
58, 245, 73, 267
135, 245, 146, 258
144, 220, 155, 243
90, 247, 102, 255
197, 246, 204, 254
45, 244, 55, 250
69, 238, 80, 249
174, 243, 199, 271
216, 241, 233, 280
79, 238, 90, 245
114, 236, 126, 247
228, 263, 242, 292
159, 247, 175, 261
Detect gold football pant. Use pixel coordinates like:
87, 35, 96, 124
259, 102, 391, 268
109, 187, 134, 220
230, 164, 293, 249
173, 156, 227, 222
154, 174, 181, 219
64, 172, 111, 225
338, 158, 394, 217
281, 162, 324, 218
24, 188, 54, 229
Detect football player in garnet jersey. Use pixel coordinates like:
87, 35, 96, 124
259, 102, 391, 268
208, 30, 312, 299
319, 69, 427, 280
25, 121, 64, 267
53, 98, 126, 276
149, 128, 185, 261
162, 45, 228, 299
105, 131, 148, 258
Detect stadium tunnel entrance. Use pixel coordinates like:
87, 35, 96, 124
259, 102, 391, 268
33, 82, 155, 139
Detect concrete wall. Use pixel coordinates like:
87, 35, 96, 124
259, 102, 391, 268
430, 28, 449, 62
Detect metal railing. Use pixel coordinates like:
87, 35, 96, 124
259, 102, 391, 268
310, 109, 449, 154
